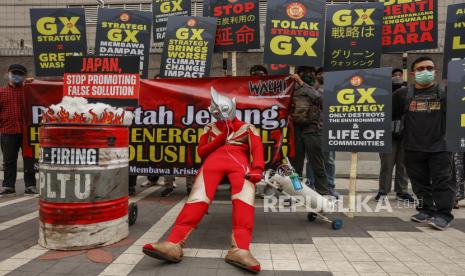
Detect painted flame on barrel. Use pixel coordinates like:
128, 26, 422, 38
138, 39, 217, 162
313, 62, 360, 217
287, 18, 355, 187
42, 108, 126, 125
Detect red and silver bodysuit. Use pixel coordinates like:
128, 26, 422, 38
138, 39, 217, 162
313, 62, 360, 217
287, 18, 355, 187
167, 117, 264, 250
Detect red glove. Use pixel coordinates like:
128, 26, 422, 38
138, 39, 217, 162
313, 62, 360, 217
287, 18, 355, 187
246, 169, 263, 184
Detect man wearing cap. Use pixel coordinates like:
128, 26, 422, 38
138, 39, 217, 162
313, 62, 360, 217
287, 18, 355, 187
0, 64, 37, 196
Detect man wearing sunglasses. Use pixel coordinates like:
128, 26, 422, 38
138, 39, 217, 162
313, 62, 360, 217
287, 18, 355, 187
393, 56, 455, 230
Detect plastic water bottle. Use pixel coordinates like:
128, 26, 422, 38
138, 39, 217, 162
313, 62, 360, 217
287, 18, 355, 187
290, 173, 303, 191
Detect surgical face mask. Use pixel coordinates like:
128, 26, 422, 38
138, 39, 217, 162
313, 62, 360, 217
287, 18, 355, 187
392, 76, 403, 85
300, 74, 314, 86
8, 73, 25, 86
415, 70, 435, 85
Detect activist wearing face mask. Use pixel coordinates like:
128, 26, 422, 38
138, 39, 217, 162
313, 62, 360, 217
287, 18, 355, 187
375, 68, 412, 203
289, 67, 329, 196
392, 56, 455, 231
0, 64, 37, 196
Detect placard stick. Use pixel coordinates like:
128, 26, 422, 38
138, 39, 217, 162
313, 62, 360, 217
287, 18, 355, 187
231, 51, 237, 76
402, 52, 408, 83
348, 152, 358, 218
223, 52, 228, 76
289, 66, 295, 74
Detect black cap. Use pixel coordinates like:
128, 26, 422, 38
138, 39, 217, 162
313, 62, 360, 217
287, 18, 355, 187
8, 64, 27, 75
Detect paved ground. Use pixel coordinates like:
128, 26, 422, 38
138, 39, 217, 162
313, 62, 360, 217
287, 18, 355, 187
0, 173, 464, 276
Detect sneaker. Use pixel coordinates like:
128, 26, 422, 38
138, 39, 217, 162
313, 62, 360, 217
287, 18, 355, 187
429, 216, 451, 231
24, 187, 38, 195
161, 187, 174, 197
411, 212, 432, 223
374, 192, 387, 202
396, 193, 415, 203
328, 189, 340, 200
0, 188, 15, 197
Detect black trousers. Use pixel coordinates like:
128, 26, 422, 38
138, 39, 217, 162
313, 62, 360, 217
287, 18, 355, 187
290, 126, 329, 195
404, 151, 455, 222
1, 134, 36, 188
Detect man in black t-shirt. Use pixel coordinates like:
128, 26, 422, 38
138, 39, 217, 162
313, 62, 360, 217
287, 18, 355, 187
393, 57, 455, 230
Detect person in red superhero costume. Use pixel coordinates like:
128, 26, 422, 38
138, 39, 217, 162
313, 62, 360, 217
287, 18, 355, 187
143, 87, 265, 273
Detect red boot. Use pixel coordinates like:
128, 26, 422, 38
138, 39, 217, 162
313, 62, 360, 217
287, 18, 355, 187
142, 241, 184, 263
224, 245, 261, 273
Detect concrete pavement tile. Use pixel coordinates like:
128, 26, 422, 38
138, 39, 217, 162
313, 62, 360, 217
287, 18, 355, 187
187, 267, 217, 276
430, 262, 465, 275
215, 268, 245, 276
190, 257, 220, 269
100, 263, 135, 275
251, 249, 271, 260
272, 259, 300, 271
331, 272, 359, 276
403, 262, 443, 274
342, 251, 373, 262
183, 248, 198, 257
298, 260, 328, 271
351, 261, 385, 273
292, 244, 316, 252
196, 249, 223, 258
389, 252, 424, 262
0, 258, 30, 271
319, 251, 346, 262
358, 273, 388, 276
323, 260, 356, 272
367, 252, 397, 262
250, 243, 270, 251
128, 270, 156, 276
113, 253, 144, 265
270, 250, 297, 261
14, 260, 56, 273
295, 251, 322, 261
376, 261, 413, 273
5, 271, 39, 276
257, 259, 273, 271
45, 262, 82, 274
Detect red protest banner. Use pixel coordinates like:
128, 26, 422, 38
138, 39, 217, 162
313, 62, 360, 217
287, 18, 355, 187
23, 76, 294, 175
381, 0, 438, 53
210, 0, 261, 52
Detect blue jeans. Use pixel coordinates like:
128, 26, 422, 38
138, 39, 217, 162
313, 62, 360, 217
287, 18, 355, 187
306, 151, 336, 190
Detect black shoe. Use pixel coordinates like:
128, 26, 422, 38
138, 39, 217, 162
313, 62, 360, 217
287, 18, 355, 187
396, 193, 415, 203
161, 187, 174, 197
429, 217, 451, 231
0, 188, 16, 197
374, 192, 387, 202
411, 212, 432, 223
129, 188, 136, 196
24, 187, 38, 195
328, 189, 340, 200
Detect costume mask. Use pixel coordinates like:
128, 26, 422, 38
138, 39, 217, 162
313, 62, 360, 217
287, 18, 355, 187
209, 87, 236, 121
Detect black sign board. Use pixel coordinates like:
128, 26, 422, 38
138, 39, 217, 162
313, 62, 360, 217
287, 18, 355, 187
30, 8, 87, 76
263, 0, 326, 67
153, 0, 191, 43
324, 67, 392, 152
95, 8, 152, 79
324, 3, 384, 72
160, 16, 217, 78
